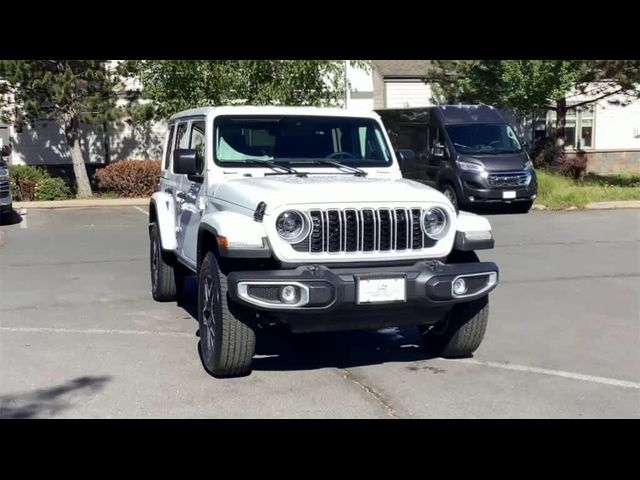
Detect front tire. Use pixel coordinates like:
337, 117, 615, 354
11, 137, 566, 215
150, 222, 179, 302
198, 251, 256, 378
441, 183, 460, 212
419, 296, 489, 358
511, 200, 533, 214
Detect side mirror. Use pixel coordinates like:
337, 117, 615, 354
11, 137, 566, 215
173, 149, 198, 175
1, 145, 11, 157
432, 142, 445, 158
396, 149, 416, 171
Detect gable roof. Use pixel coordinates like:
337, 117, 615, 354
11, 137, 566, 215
372, 60, 439, 78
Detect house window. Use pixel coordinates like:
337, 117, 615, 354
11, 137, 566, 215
548, 105, 595, 149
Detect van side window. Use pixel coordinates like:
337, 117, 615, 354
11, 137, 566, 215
397, 124, 428, 160
164, 125, 175, 170
428, 126, 442, 152
189, 121, 206, 174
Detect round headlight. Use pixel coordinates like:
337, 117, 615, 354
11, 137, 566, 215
422, 207, 448, 239
275, 210, 309, 243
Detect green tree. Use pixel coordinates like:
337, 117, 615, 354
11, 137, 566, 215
433, 60, 640, 147
121, 60, 368, 119
0, 61, 122, 196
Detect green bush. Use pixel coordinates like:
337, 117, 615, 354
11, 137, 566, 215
33, 177, 72, 201
9, 165, 71, 201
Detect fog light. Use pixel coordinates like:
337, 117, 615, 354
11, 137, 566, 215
279, 285, 299, 304
453, 278, 467, 296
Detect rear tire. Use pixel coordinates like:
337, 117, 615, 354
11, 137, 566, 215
150, 222, 178, 302
419, 296, 489, 358
198, 251, 256, 378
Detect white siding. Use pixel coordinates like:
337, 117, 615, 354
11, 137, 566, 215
385, 81, 433, 108
594, 100, 640, 150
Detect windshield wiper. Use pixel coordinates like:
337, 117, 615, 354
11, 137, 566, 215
241, 160, 307, 177
309, 159, 368, 177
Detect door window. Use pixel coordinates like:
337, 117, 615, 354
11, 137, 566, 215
189, 121, 206, 174
164, 125, 175, 170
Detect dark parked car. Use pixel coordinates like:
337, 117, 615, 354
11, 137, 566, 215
377, 105, 538, 213
0, 145, 12, 223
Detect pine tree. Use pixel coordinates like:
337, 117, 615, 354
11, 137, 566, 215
0, 61, 122, 197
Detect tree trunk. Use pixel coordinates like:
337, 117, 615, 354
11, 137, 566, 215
64, 115, 92, 197
555, 97, 567, 148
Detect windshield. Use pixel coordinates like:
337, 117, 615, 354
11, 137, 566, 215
445, 123, 522, 155
214, 115, 392, 167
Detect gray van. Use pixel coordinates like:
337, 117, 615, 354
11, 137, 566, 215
377, 105, 537, 213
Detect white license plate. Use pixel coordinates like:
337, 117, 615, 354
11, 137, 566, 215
357, 277, 406, 304
503, 190, 516, 199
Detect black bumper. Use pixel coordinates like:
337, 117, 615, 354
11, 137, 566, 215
459, 171, 537, 203
227, 260, 498, 332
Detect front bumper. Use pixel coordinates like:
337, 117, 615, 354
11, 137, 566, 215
460, 170, 537, 203
227, 260, 498, 332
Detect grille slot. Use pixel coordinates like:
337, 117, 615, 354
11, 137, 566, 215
305, 207, 435, 254
488, 173, 529, 188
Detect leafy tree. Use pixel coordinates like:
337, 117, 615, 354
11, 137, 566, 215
0, 61, 122, 196
121, 60, 368, 119
433, 60, 640, 147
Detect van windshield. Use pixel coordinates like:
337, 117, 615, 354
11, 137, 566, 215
214, 115, 392, 167
445, 123, 522, 155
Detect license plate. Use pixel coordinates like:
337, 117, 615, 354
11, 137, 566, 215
503, 190, 516, 199
357, 277, 406, 304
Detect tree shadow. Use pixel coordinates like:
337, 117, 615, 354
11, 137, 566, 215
176, 276, 433, 373
0, 375, 111, 419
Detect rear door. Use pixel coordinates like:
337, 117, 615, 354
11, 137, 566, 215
173, 120, 191, 255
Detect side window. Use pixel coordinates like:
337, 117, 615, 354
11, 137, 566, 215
397, 124, 428, 159
173, 122, 189, 173
189, 121, 206, 174
164, 125, 175, 170
176, 122, 189, 149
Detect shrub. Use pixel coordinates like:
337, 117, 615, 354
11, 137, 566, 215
9, 165, 54, 201
96, 159, 161, 198
533, 141, 588, 180
34, 177, 72, 200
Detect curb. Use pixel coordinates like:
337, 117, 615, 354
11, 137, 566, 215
533, 201, 640, 211
14, 198, 149, 209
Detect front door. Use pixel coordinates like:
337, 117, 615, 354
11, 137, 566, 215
179, 119, 207, 263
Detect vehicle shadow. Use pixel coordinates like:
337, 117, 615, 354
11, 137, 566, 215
177, 276, 431, 372
463, 204, 531, 216
0, 208, 23, 226
0, 375, 111, 419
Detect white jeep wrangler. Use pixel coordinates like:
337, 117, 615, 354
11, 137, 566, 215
149, 106, 499, 377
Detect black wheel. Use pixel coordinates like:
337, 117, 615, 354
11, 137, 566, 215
511, 200, 533, 214
441, 183, 460, 211
419, 248, 488, 357
150, 222, 178, 302
419, 295, 489, 358
198, 251, 256, 378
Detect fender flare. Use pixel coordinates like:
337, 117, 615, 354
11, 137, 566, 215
149, 192, 177, 251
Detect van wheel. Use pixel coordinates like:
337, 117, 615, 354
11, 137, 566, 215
419, 296, 489, 358
441, 183, 460, 211
198, 251, 256, 378
150, 223, 179, 302
512, 200, 533, 214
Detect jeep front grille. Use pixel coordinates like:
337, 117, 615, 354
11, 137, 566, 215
293, 208, 435, 253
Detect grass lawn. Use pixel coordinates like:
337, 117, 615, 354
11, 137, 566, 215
535, 170, 640, 209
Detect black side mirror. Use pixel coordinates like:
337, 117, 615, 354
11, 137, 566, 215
173, 149, 198, 175
396, 149, 416, 171
1, 145, 11, 157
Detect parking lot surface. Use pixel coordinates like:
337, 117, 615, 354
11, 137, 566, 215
1, 207, 638, 418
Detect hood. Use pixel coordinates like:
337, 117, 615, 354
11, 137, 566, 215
458, 152, 528, 172
213, 175, 449, 211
